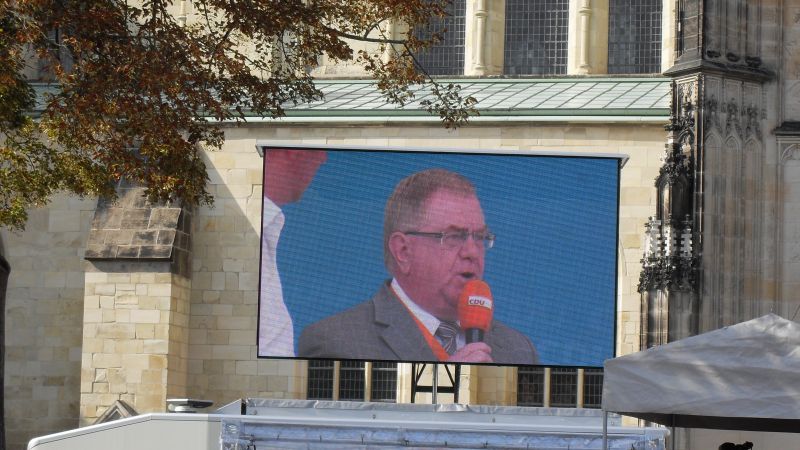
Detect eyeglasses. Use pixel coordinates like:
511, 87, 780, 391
404, 230, 495, 250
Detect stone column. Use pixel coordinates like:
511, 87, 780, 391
567, 0, 609, 74
457, 365, 478, 404
578, 0, 592, 72
472, 0, 488, 75
79, 187, 192, 424
660, 0, 677, 71
465, 0, 505, 76
474, 366, 516, 405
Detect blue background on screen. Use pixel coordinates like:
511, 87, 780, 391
273, 150, 619, 366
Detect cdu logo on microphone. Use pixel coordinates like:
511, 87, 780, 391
467, 295, 492, 309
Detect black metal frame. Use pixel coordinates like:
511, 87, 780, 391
410, 363, 460, 403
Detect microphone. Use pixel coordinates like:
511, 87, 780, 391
458, 280, 494, 344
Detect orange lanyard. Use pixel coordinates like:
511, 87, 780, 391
389, 285, 450, 362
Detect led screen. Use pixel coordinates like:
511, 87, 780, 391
257, 145, 621, 367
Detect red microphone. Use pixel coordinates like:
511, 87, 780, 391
458, 280, 494, 344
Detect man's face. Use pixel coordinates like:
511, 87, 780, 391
402, 189, 487, 321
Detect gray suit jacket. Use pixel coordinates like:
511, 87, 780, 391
298, 282, 539, 365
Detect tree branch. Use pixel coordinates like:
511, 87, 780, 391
322, 25, 406, 45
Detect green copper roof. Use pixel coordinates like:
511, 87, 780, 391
280, 78, 670, 118
31, 77, 670, 122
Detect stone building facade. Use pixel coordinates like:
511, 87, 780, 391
638, 0, 800, 342
2, 1, 798, 449
2, 112, 668, 449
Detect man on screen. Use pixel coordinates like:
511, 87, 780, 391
258, 148, 327, 357
298, 169, 538, 364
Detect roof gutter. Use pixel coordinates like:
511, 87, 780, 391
210, 114, 669, 125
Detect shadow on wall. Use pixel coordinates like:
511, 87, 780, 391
1, 233, 9, 450
184, 142, 264, 403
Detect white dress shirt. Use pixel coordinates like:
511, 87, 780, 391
258, 197, 294, 356
391, 279, 465, 350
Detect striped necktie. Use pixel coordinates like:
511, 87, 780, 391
435, 321, 459, 355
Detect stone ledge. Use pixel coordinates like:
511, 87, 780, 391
775, 122, 800, 136
84, 186, 192, 277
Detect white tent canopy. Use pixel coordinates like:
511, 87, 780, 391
602, 314, 800, 432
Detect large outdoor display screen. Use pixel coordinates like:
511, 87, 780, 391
257, 145, 621, 367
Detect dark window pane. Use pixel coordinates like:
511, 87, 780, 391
370, 362, 398, 403
504, 0, 569, 75
582, 368, 604, 408
608, 0, 662, 73
307, 360, 334, 400
338, 360, 365, 401
414, 0, 466, 75
517, 367, 545, 406
550, 368, 577, 407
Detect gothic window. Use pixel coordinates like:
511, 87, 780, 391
503, 0, 569, 75
413, 0, 466, 75
608, 0, 662, 73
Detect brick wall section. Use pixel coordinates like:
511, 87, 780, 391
1, 195, 96, 449
186, 136, 307, 402
166, 274, 192, 400
79, 264, 191, 424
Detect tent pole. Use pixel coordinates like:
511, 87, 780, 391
432, 363, 438, 404
670, 426, 675, 450
602, 410, 608, 450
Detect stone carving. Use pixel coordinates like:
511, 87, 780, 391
659, 79, 697, 185
725, 99, 743, 138
781, 144, 800, 163
745, 56, 762, 68
639, 215, 698, 292
640, 78, 700, 294
678, 80, 695, 106
704, 96, 720, 133
743, 104, 762, 141
670, 80, 697, 140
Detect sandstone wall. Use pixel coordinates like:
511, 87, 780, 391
1, 196, 96, 448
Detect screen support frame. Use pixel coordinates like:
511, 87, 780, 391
411, 363, 461, 404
